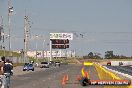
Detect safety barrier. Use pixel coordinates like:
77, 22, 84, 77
94, 63, 132, 88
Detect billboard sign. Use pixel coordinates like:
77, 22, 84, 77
50, 33, 73, 40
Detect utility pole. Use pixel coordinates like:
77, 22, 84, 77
24, 15, 30, 63
24, 16, 27, 63
42, 40, 45, 59
8, 0, 13, 57
65, 50, 67, 59
0, 16, 5, 56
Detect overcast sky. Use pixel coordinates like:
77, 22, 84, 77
0, 0, 132, 56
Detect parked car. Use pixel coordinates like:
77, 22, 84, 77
23, 63, 34, 71
55, 62, 60, 67
119, 62, 123, 66
49, 61, 55, 66
40, 62, 49, 68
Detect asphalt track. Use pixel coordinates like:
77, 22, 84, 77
10, 64, 103, 88
106, 66, 132, 76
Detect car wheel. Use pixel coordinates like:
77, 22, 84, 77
32, 69, 34, 71
23, 69, 26, 71
107, 63, 111, 66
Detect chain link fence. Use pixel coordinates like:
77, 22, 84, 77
0, 56, 24, 63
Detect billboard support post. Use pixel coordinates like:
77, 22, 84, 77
50, 40, 52, 62
50, 33, 73, 59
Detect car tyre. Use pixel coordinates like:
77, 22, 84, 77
107, 63, 111, 66
32, 68, 34, 71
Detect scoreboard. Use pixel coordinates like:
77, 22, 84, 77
51, 39, 70, 49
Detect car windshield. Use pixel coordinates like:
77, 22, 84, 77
56, 62, 60, 63
41, 62, 48, 64
29, 64, 33, 66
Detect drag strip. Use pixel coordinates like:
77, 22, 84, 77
11, 64, 103, 88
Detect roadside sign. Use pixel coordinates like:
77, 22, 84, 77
50, 33, 73, 40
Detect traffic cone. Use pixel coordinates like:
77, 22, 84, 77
76, 75, 81, 81
66, 74, 69, 81
61, 75, 66, 85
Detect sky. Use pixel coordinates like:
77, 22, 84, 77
0, 0, 132, 57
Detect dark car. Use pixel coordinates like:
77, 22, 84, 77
23, 63, 34, 71
49, 61, 55, 65
40, 62, 49, 68
119, 62, 123, 66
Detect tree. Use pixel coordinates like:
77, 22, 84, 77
88, 52, 94, 59
105, 51, 114, 59
94, 53, 102, 59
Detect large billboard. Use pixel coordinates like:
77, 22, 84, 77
50, 33, 73, 40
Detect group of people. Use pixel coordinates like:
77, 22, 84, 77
0, 56, 13, 88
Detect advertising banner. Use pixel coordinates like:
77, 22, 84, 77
50, 33, 73, 40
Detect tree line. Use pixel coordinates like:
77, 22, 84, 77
83, 51, 132, 59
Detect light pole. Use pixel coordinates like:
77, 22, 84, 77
42, 40, 45, 59
56, 51, 58, 59
49, 40, 52, 62
35, 35, 38, 62
8, 0, 13, 57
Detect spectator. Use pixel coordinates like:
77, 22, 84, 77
0, 56, 6, 88
4, 59, 13, 88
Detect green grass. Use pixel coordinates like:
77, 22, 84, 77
0, 50, 21, 57
28, 57, 79, 64
13, 63, 24, 67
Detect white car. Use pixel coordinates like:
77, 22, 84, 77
40, 62, 49, 68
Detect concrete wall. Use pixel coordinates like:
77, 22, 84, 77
111, 61, 132, 66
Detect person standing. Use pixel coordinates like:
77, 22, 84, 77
3, 59, 13, 88
0, 56, 6, 88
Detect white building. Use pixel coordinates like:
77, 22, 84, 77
27, 50, 75, 58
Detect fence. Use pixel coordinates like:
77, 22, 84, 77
0, 56, 24, 63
